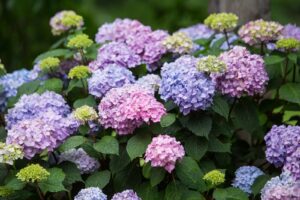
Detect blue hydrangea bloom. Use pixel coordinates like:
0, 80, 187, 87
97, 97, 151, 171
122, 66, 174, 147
159, 55, 215, 115
232, 166, 264, 194
88, 64, 135, 98
111, 189, 141, 200
135, 74, 161, 94
74, 187, 107, 200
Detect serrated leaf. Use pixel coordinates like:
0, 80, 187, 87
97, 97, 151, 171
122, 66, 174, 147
184, 136, 208, 161
34, 49, 72, 63
126, 133, 151, 160
213, 187, 248, 200
184, 116, 212, 138
150, 168, 165, 187
264, 55, 285, 65
212, 96, 229, 119
4, 173, 25, 190
37, 78, 63, 93
59, 136, 86, 152
279, 83, 300, 104
160, 113, 176, 127
94, 136, 119, 155
85, 170, 111, 189
39, 168, 66, 193
109, 149, 131, 174
60, 162, 83, 186
251, 175, 271, 196
165, 181, 186, 200
136, 183, 162, 200
208, 136, 231, 153
73, 95, 97, 108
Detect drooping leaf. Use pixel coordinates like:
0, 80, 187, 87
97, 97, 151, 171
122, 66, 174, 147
59, 136, 86, 152
94, 136, 119, 155
184, 136, 208, 161
39, 168, 66, 193
207, 136, 231, 153
264, 55, 285, 65
85, 170, 111, 189
212, 96, 229, 119
126, 133, 151, 160
60, 162, 83, 186
160, 113, 176, 127
37, 78, 63, 93
182, 116, 212, 139
279, 83, 300, 104
150, 167, 165, 187
251, 175, 271, 196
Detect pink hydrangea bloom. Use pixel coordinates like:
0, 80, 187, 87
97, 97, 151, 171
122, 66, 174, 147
145, 135, 185, 173
98, 85, 166, 135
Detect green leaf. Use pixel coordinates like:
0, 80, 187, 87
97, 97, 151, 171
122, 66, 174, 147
94, 136, 119, 155
184, 136, 208, 161
212, 96, 229, 119
279, 83, 300, 104
251, 175, 271, 196
59, 136, 86, 152
165, 181, 186, 200
136, 183, 162, 200
37, 78, 63, 93
142, 163, 152, 179
213, 187, 248, 200
60, 162, 83, 186
208, 136, 231, 153
109, 149, 131, 174
66, 79, 84, 93
17, 80, 41, 96
184, 116, 212, 138
0, 127, 7, 142
39, 168, 66, 193
264, 55, 285, 65
182, 190, 205, 200
34, 49, 72, 63
288, 53, 297, 63
126, 133, 151, 160
160, 113, 176, 127
86, 170, 111, 189
211, 36, 226, 50
4, 173, 25, 190
73, 95, 97, 108
131, 64, 147, 78
150, 168, 165, 187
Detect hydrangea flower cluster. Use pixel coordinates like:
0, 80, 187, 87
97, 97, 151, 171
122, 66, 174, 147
159, 55, 215, 115
284, 148, 300, 180
238, 19, 283, 45
73, 105, 98, 123
50, 10, 83, 35
111, 189, 141, 200
99, 85, 166, 135
89, 42, 142, 71
145, 134, 185, 173
39, 57, 60, 73
204, 13, 238, 32
74, 187, 107, 200
135, 74, 161, 94
196, 55, 227, 73
67, 34, 93, 49
203, 170, 225, 186
16, 164, 50, 183
281, 24, 300, 40
211, 46, 268, 98
68, 65, 90, 79
276, 38, 300, 51
162, 32, 194, 54
261, 172, 300, 200
178, 23, 214, 40
88, 64, 135, 98
59, 148, 100, 174
0, 143, 24, 165
232, 166, 264, 194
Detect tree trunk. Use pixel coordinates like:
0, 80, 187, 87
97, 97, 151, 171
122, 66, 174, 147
208, 0, 270, 24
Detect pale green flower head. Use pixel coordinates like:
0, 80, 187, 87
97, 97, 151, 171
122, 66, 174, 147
196, 55, 227, 73
203, 169, 225, 186
162, 32, 194, 54
16, 164, 50, 183
68, 65, 90, 79
276, 38, 300, 51
74, 105, 98, 122
0, 186, 13, 197
61, 11, 83, 28
204, 13, 238, 32
0, 142, 24, 165
39, 57, 60, 73
67, 34, 93, 49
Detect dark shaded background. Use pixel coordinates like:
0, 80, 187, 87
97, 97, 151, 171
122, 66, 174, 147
0, 0, 299, 72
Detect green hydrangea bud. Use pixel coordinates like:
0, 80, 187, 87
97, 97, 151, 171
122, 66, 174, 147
68, 65, 90, 79
162, 32, 194, 54
0, 142, 24, 165
74, 105, 98, 122
16, 164, 50, 183
204, 13, 238, 32
196, 55, 227, 73
203, 170, 225, 186
276, 38, 300, 51
39, 57, 60, 73
67, 34, 93, 49
61, 11, 83, 28
0, 186, 13, 197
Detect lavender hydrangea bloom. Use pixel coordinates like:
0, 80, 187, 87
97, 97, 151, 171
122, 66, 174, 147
111, 189, 141, 200
88, 65, 135, 98
135, 74, 161, 94
5, 91, 71, 129
281, 24, 300, 40
178, 23, 214, 40
210, 33, 238, 50
232, 166, 264, 194
264, 125, 300, 167
159, 55, 215, 115
74, 187, 107, 200
284, 148, 300, 180
59, 148, 100, 174
89, 42, 142, 71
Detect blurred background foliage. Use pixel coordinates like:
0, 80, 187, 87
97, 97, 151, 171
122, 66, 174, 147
0, 0, 299, 72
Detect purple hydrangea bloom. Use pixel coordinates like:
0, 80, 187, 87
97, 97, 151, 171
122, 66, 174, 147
232, 166, 264, 194
178, 23, 214, 40
74, 187, 107, 200
284, 148, 300, 180
261, 172, 300, 200
210, 33, 239, 50
281, 24, 300, 40
6, 110, 79, 159
264, 125, 300, 167
135, 74, 161, 94
111, 189, 141, 200
89, 42, 142, 71
159, 55, 215, 115
5, 91, 71, 129
88, 64, 135, 98
59, 148, 100, 174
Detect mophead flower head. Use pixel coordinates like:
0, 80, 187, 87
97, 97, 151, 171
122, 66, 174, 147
159, 55, 215, 115
0, 142, 24, 165
232, 166, 264, 194
73, 105, 98, 123
196, 55, 227, 73
145, 135, 185, 173
67, 34, 93, 49
281, 24, 300, 41
39, 57, 60, 73
98, 85, 166, 135
50, 10, 83, 35
135, 74, 161, 94
68, 65, 90, 79
276, 38, 300, 51
74, 187, 107, 200
284, 148, 300, 180
111, 189, 141, 200
16, 164, 50, 183
238, 19, 283, 45
88, 64, 135, 98
178, 23, 214, 40
162, 32, 194, 54
203, 170, 225, 186
204, 13, 238, 32
211, 46, 268, 98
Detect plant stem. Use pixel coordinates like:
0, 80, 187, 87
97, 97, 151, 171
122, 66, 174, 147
79, 48, 87, 65
67, 190, 72, 200
80, 78, 88, 95
223, 30, 230, 49
35, 182, 45, 200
